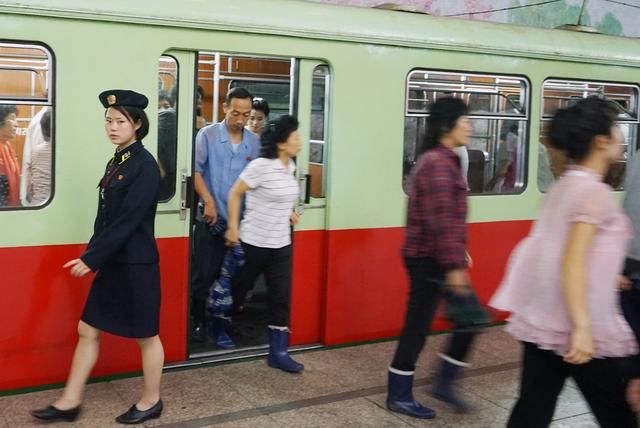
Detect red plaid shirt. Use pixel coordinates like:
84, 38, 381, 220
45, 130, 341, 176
402, 145, 468, 270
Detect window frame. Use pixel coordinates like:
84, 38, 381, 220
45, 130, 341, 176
0, 40, 55, 211
540, 77, 640, 192
403, 68, 532, 196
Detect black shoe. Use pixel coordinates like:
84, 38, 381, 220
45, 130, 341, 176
31, 405, 81, 422
191, 321, 205, 342
115, 400, 163, 425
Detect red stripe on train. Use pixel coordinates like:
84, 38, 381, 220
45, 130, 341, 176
0, 221, 531, 391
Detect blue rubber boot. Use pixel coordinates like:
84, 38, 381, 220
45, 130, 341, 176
432, 357, 471, 413
267, 327, 304, 373
208, 316, 235, 349
386, 370, 436, 419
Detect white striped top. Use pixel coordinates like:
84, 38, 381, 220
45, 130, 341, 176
240, 157, 299, 249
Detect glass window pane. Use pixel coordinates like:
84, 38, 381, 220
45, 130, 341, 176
539, 79, 640, 191
407, 71, 527, 117
309, 65, 329, 198
157, 55, 178, 202
0, 43, 53, 209
404, 69, 529, 195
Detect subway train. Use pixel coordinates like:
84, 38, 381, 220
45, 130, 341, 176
1, 0, 639, 392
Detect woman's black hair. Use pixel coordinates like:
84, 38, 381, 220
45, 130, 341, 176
40, 109, 52, 142
549, 97, 618, 161
252, 98, 270, 117
260, 115, 299, 159
0, 105, 17, 127
109, 105, 150, 141
423, 97, 468, 152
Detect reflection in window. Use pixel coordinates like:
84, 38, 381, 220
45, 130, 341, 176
541, 79, 640, 191
309, 65, 329, 198
157, 55, 178, 201
0, 43, 53, 209
404, 70, 529, 194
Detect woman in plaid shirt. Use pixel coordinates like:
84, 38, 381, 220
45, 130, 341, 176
387, 97, 487, 419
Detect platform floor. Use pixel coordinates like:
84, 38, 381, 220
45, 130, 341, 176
0, 327, 609, 427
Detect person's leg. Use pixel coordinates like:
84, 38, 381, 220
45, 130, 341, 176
432, 290, 487, 412
190, 223, 225, 339
136, 335, 164, 410
390, 258, 444, 372
506, 342, 567, 428
387, 257, 444, 419
572, 358, 637, 428
263, 245, 303, 373
54, 321, 101, 409
230, 242, 266, 313
114, 335, 164, 424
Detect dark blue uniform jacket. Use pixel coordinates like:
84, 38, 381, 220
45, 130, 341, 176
81, 141, 161, 271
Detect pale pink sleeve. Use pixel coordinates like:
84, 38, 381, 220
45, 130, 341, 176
569, 183, 614, 226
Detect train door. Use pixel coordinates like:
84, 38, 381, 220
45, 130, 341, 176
289, 60, 330, 347
186, 53, 329, 359
155, 50, 197, 360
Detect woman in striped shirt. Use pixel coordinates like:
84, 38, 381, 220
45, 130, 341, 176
226, 114, 303, 373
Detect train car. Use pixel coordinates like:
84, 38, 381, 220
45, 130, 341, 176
1, 0, 639, 392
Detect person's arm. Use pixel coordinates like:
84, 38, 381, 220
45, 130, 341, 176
562, 222, 596, 364
224, 159, 263, 245
79, 161, 161, 271
224, 179, 250, 246
193, 127, 216, 224
419, 159, 468, 292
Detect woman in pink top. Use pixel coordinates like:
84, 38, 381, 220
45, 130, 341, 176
491, 97, 637, 427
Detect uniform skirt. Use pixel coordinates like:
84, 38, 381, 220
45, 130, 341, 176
81, 262, 161, 338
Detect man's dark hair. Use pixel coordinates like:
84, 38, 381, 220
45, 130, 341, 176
225, 87, 253, 104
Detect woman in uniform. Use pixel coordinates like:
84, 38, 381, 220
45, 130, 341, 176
31, 90, 164, 425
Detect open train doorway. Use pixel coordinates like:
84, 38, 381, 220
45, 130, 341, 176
188, 53, 297, 358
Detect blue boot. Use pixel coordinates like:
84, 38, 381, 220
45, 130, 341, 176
386, 369, 436, 419
432, 356, 471, 413
207, 316, 235, 349
267, 327, 304, 373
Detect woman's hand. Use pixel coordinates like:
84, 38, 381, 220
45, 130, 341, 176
563, 326, 594, 364
290, 211, 300, 225
445, 268, 471, 295
63, 259, 91, 277
627, 378, 640, 412
618, 274, 632, 291
224, 227, 240, 247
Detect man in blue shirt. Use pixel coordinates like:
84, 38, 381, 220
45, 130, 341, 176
191, 87, 260, 342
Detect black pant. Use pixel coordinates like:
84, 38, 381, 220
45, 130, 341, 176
232, 242, 292, 327
190, 221, 226, 322
391, 257, 484, 372
507, 342, 636, 428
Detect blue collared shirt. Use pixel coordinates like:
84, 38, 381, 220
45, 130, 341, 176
194, 120, 260, 222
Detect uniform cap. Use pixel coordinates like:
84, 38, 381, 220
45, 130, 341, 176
99, 89, 148, 109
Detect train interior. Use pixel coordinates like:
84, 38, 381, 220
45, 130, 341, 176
158, 52, 329, 358
0, 43, 52, 208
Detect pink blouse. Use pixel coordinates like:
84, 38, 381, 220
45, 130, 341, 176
490, 166, 637, 358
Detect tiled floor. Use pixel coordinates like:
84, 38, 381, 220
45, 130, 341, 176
0, 328, 616, 427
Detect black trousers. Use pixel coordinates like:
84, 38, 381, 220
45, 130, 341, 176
507, 342, 636, 428
232, 242, 292, 327
190, 221, 226, 322
391, 257, 484, 372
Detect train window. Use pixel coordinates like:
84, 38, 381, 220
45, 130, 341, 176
309, 65, 329, 198
540, 79, 640, 191
404, 70, 529, 195
157, 55, 178, 202
0, 42, 53, 209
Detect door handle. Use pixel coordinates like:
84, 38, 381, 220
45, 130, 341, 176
179, 169, 192, 221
